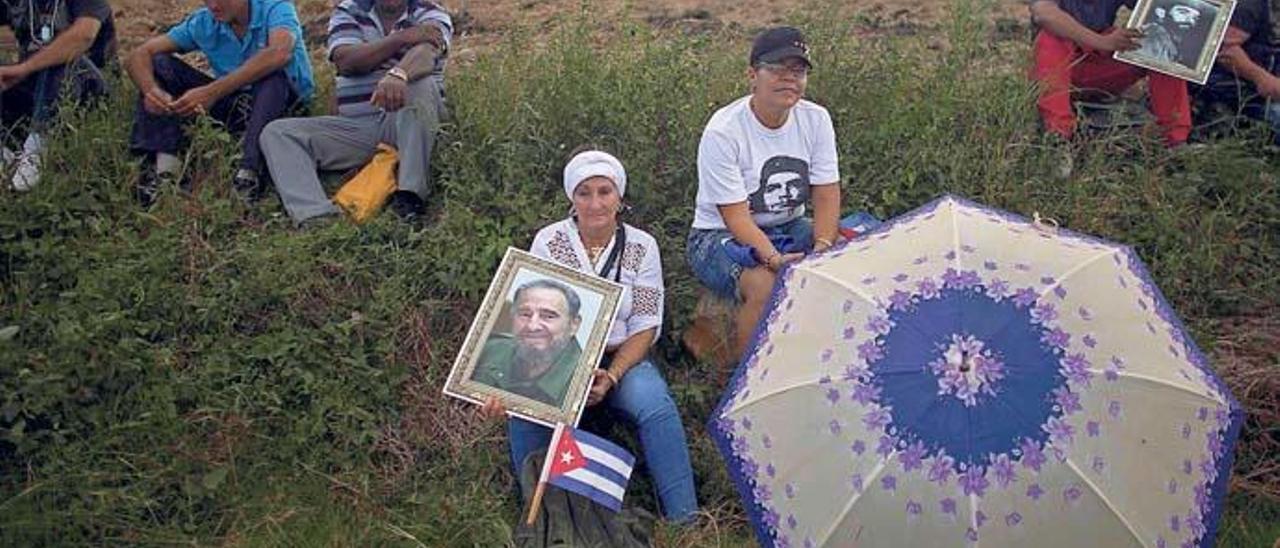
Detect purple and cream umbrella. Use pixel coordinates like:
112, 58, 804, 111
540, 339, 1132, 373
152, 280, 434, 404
709, 196, 1242, 548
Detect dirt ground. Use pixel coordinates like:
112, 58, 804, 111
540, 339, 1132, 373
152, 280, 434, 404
2, 0, 1029, 58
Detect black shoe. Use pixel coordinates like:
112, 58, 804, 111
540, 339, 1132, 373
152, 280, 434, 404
387, 190, 425, 222
233, 173, 263, 204
135, 166, 162, 207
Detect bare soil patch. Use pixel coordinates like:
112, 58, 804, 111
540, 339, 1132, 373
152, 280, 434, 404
66, 0, 1031, 54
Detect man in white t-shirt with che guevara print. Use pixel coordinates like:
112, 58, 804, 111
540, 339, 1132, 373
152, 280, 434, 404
686, 26, 842, 361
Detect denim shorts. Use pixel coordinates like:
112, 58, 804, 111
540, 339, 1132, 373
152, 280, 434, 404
685, 217, 814, 300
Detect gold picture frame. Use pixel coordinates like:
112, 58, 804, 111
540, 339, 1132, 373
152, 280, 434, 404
443, 247, 623, 427
1115, 0, 1237, 84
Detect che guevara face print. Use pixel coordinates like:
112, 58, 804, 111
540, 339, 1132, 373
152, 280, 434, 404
748, 155, 810, 216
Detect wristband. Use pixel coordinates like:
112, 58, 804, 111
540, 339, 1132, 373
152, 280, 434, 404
764, 250, 781, 270
386, 67, 409, 82
605, 369, 621, 386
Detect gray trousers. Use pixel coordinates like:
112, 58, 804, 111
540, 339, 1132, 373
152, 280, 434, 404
260, 77, 446, 222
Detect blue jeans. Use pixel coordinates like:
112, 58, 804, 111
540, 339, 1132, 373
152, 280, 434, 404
506, 359, 697, 522
685, 217, 814, 300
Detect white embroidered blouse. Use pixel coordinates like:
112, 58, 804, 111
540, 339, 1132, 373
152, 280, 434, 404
529, 219, 664, 349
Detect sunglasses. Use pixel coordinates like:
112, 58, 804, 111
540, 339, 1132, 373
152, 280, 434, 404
756, 62, 811, 78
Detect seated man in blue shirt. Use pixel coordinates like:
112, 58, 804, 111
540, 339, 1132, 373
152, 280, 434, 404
124, 0, 315, 207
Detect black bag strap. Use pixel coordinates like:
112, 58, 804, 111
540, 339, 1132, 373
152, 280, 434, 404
596, 223, 627, 283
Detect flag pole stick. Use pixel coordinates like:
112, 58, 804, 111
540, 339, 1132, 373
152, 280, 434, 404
525, 480, 548, 525
526, 422, 564, 526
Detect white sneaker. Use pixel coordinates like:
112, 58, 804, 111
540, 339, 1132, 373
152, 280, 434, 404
11, 152, 41, 191
11, 133, 44, 191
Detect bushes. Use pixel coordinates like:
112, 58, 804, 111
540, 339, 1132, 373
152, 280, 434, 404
2, 0, 1277, 544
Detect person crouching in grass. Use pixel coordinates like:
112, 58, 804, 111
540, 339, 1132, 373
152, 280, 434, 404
0, 0, 116, 191
1028, 0, 1191, 148
1195, 0, 1280, 145
124, 0, 314, 207
259, 0, 452, 225
483, 149, 699, 523
685, 26, 843, 363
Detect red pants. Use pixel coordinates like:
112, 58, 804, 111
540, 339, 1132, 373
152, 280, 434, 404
1031, 29, 1190, 146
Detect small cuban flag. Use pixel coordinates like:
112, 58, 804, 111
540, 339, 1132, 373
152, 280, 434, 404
538, 422, 635, 512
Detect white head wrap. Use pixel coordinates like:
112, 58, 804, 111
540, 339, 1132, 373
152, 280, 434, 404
563, 150, 626, 201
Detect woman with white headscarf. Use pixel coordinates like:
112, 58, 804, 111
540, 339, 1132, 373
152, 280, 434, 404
484, 148, 698, 523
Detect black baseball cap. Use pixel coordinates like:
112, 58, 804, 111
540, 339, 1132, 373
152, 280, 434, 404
750, 27, 812, 67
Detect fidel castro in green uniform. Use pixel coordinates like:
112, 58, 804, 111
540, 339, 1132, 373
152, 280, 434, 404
471, 279, 584, 407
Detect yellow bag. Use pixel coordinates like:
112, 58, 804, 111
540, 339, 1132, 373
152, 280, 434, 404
333, 143, 399, 223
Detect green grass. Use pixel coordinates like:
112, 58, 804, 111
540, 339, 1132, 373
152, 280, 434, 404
2, 0, 1278, 545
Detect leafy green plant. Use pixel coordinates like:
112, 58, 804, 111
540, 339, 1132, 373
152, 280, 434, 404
1, 0, 1277, 544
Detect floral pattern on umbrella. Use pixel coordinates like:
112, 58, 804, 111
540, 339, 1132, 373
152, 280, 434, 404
710, 196, 1242, 548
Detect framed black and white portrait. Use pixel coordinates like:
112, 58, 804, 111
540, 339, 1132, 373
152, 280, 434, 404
443, 248, 623, 427
1115, 0, 1237, 84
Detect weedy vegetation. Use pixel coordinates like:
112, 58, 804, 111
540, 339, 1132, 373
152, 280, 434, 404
1, 0, 1277, 545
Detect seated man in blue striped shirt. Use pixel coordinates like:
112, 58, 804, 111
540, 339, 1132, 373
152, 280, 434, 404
259, 0, 451, 224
